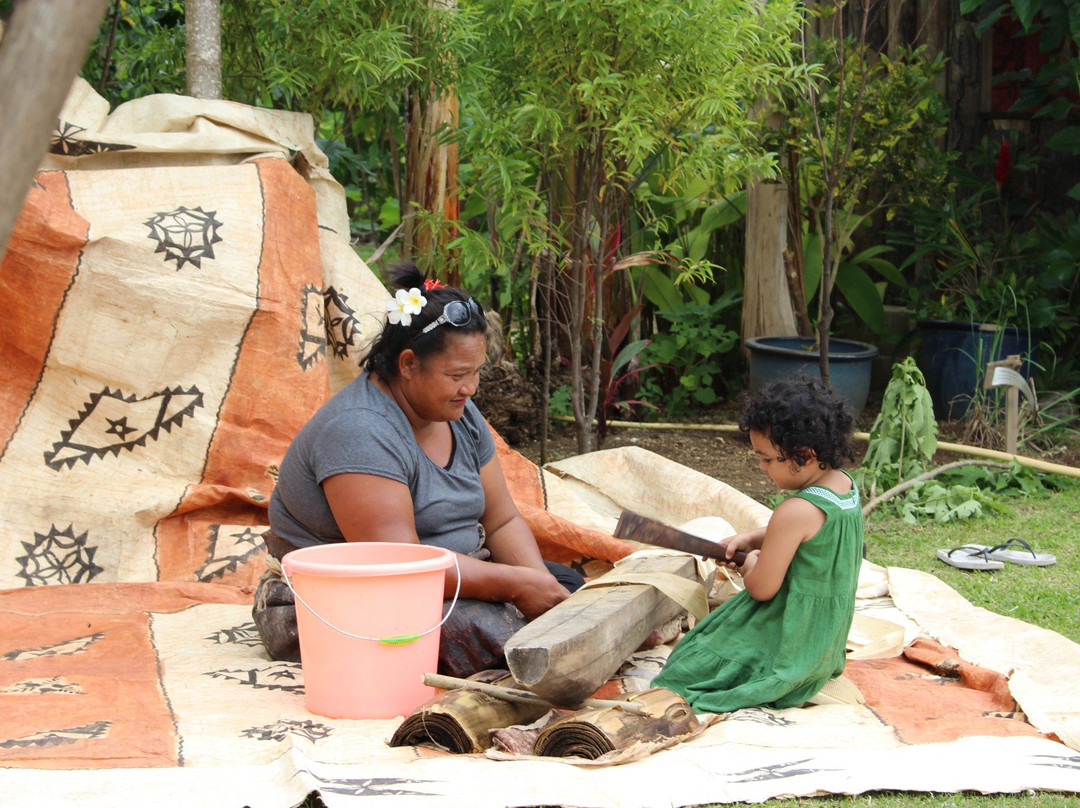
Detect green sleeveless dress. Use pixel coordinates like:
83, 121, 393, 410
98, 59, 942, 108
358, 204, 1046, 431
652, 473, 864, 714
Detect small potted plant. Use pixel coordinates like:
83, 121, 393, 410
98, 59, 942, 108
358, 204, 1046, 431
746, 21, 951, 415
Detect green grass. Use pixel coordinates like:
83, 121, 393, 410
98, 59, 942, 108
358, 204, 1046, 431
732, 794, 1079, 808
865, 483, 1080, 644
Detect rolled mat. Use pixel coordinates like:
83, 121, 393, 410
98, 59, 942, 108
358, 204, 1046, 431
389, 670, 551, 753
533, 687, 699, 759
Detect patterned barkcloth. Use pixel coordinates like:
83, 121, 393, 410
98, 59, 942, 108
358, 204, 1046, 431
1, 80, 1078, 806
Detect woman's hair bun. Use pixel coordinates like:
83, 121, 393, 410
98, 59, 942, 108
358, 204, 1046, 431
386, 261, 427, 291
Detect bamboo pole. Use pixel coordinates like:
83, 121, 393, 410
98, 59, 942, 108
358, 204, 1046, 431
423, 673, 647, 715
551, 416, 1080, 479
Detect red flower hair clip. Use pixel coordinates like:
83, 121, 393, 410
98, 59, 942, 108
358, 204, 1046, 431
423, 278, 445, 291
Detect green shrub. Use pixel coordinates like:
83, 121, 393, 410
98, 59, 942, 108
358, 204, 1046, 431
638, 294, 741, 414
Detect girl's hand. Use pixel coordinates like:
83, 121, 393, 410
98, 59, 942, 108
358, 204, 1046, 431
737, 548, 761, 577
741, 498, 823, 601
720, 527, 765, 565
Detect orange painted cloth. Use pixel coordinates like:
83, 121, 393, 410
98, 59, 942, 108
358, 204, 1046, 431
845, 636, 1050, 745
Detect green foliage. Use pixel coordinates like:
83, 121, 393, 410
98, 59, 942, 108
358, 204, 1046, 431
638, 293, 742, 413
316, 110, 401, 244
777, 35, 952, 336
629, 180, 748, 319
455, 0, 804, 448
866, 484, 1080, 652
859, 357, 937, 484
889, 134, 1079, 340
463, 0, 804, 202
786, 40, 952, 210
81, 1, 187, 103
888, 0, 1080, 386
859, 358, 1072, 523
548, 384, 574, 418
893, 479, 1006, 523
221, 0, 480, 116
962, 0, 1080, 192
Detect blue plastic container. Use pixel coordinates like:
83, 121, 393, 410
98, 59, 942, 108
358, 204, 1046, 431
744, 336, 879, 416
916, 320, 1040, 420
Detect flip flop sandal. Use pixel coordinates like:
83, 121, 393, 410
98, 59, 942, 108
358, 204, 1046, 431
984, 537, 1057, 567
936, 545, 1005, 571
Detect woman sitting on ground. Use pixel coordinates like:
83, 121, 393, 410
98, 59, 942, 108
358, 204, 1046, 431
253, 262, 582, 677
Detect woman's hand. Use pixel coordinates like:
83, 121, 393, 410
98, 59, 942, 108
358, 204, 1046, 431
323, 451, 570, 620
505, 566, 571, 620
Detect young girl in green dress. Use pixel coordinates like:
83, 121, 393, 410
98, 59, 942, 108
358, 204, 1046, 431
652, 376, 864, 714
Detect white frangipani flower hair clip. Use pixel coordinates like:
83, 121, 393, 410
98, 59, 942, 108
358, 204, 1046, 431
386, 287, 427, 326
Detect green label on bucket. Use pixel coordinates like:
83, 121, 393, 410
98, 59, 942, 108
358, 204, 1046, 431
380, 634, 421, 645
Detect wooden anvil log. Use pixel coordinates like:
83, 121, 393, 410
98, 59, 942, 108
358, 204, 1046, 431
503, 552, 704, 707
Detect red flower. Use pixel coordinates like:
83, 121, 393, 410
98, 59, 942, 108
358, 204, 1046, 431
994, 139, 1011, 190
423, 277, 445, 291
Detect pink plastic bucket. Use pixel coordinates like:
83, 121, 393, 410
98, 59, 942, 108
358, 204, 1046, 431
281, 542, 456, 719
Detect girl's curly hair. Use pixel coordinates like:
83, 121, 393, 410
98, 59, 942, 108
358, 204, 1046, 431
737, 376, 857, 470
363, 261, 487, 380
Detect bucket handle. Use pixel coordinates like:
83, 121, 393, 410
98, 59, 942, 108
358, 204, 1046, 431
281, 551, 460, 645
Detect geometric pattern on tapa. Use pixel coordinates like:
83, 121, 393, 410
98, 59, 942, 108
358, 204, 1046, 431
50, 121, 135, 157
0, 721, 111, 749
144, 205, 223, 270
205, 661, 304, 693
2, 631, 104, 661
15, 524, 105, 585
0, 677, 84, 695
195, 526, 264, 582
324, 285, 361, 361
204, 622, 264, 647
240, 719, 332, 743
297, 284, 326, 370
44, 385, 204, 470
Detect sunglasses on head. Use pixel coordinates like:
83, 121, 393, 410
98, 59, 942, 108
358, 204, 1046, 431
420, 297, 484, 335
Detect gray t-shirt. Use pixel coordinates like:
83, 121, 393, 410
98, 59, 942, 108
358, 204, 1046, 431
268, 371, 496, 555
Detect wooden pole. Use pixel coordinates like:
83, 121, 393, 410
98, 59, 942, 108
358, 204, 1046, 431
0, 0, 111, 262
1005, 385, 1019, 454
984, 355, 1024, 455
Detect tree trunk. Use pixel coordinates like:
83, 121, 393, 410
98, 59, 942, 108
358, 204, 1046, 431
817, 187, 837, 387
185, 0, 222, 100
403, 85, 460, 280
402, 0, 460, 282
0, 0, 111, 262
742, 180, 798, 346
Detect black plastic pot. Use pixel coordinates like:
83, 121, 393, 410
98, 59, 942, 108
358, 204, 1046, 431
744, 336, 880, 416
916, 320, 1041, 420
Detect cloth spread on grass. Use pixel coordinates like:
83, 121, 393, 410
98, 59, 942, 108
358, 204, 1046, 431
1, 81, 1078, 806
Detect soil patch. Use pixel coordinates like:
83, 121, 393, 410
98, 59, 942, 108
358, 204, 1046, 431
478, 355, 1080, 504
516, 419, 780, 503
499, 400, 1080, 507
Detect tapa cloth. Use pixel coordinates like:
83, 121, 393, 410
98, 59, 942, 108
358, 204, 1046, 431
1, 80, 1078, 806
